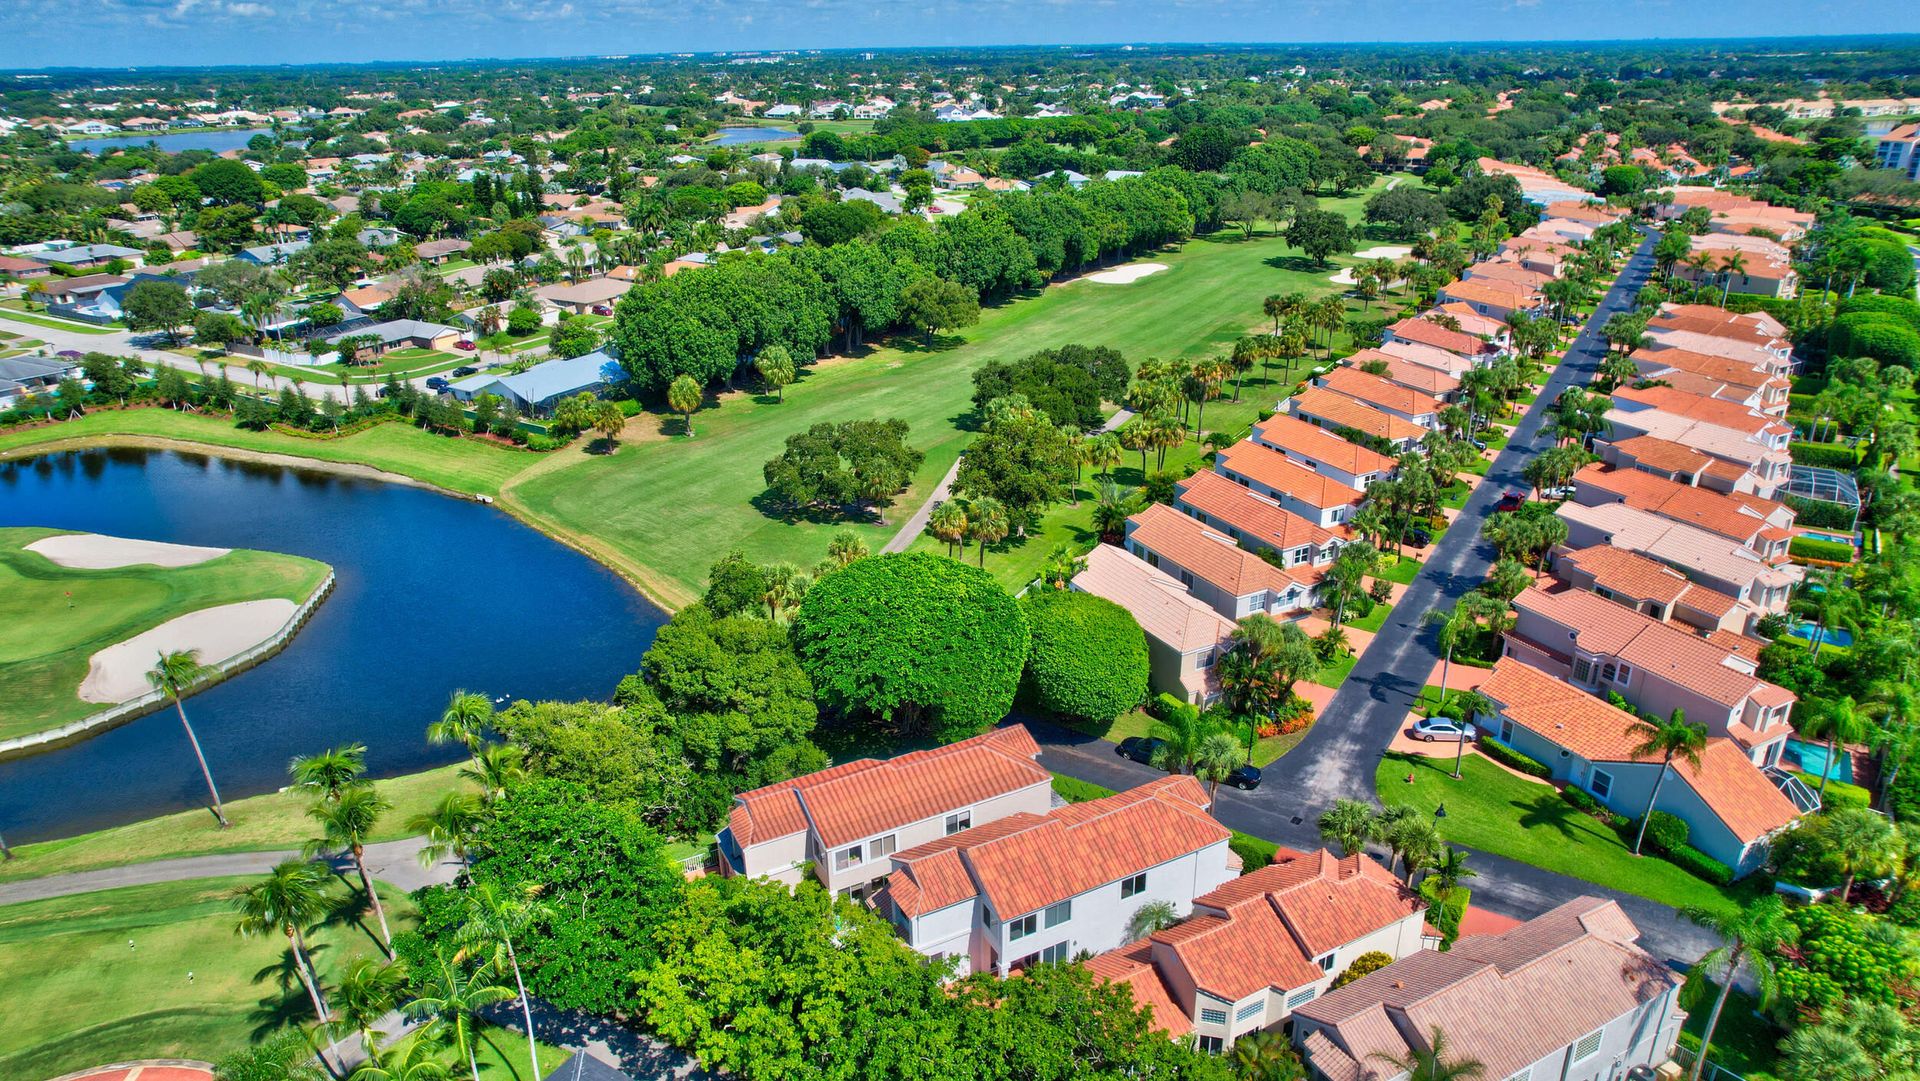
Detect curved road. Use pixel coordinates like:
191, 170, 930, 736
1034, 229, 1720, 965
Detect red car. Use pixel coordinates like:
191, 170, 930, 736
454, 339, 476, 351
591, 305, 613, 317
1493, 492, 1527, 513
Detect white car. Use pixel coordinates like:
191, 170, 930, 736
1411, 717, 1478, 743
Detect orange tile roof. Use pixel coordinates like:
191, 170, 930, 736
1465, 260, 1552, 290
1440, 278, 1540, 311
1127, 503, 1313, 594
1216, 439, 1367, 509
1557, 544, 1695, 606
1633, 346, 1777, 392
1072, 543, 1238, 653
1253, 412, 1400, 477
1386, 317, 1496, 358
1175, 470, 1341, 553
1318, 365, 1440, 418
1610, 434, 1714, 476
1083, 940, 1195, 1036
1343, 350, 1462, 397
1572, 464, 1785, 542
1612, 385, 1787, 439
1512, 587, 1787, 708
1288, 387, 1429, 443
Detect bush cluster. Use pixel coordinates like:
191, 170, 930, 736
1479, 736, 1552, 779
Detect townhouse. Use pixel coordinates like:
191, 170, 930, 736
717, 725, 1054, 897
1555, 543, 1755, 636
1383, 316, 1501, 365
1628, 346, 1790, 416
1428, 303, 1512, 347
1599, 405, 1790, 497
1312, 366, 1442, 428
1173, 470, 1347, 570
1379, 338, 1477, 380
1476, 658, 1802, 874
1673, 234, 1798, 298
1505, 585, 1797, 767
1215, 439, 1368, 527
1436, 277, 1544, 322
1341, 350, 1461, 401
1571, 463, 1794, 557
1643, 322, 1793, 381
1086, 849, 1428, 1052
879, 775, 1235, 976
1599, 434, 1779, 500
1294, 897, 1685, 1081
1249, 414, 1399, 490
1874, 122, 1920, 182
1462, 259, 1553, 294
1125, 502, 1323, 618
1071, 543, 1234, 705
1556, 500, 1801, 611
1284, 386, 1428, 455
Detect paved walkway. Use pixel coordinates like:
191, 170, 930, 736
0, 835, 459, 905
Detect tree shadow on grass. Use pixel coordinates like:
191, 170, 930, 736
748, 488, 885, 528
886, 333, 967, 355
247, 946, 326, 1040
1265, 254, 1332, 274
1515, 797, 1586, 841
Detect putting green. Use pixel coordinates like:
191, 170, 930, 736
0, 527, 331, 741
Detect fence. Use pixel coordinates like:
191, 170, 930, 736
1675, 1044, 1748, 1081
0, 572, 336, 761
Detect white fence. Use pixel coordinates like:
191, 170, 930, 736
0, 572, 335, 760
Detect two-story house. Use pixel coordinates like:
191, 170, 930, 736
1505, 585, 1797, 767
1383, 316, 1501, 365
1601, 399, 1791, 498
1597, 434, 1780, 501
1284, 387, 1429, 454
1249, 414, 1399, 491
1173, 471, 1346, 570
716, 725, 1053, 899
1555, 544, 1755, 636
1294, 897, 1686, 1081
1086, 848, 1428, 1052
1312, 367, 1441, 429
1435, 277, 1544, 322
1215, 440, 1369, 526
1343, 349, 1462, 401
1125, 503, 1323, 618
877, 775, 1235, 976
1555, 501, 1801, 612
1475, 658, 1804, 874
1572, 464, 1795, 560
1629, 347, 1790, 417
1072, 544, 1235, 705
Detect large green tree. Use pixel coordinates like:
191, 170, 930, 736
1020, 589, 1150, 722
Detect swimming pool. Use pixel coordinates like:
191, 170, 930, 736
1786, 738, 1854, 784
1800, 530, 1856, 547
1790, 622, 1855, 649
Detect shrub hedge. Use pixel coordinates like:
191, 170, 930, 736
1020, 589, 1151, 723
1788, 441, 1861, 469
1230, 832, 1279, 872
1789, 535, 1855, 564
1644, 810, 1691, 854
1783, 495, 1857, 531
1663, 843, 1735, 885
1479, 737, 1552, 779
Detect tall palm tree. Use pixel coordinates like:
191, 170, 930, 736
233, 859, 339, 1065
291, 742, 369, 802
1802, 696, 1869, 803
1192, 731, 1246, 801
460, 744, 526, 805
965, 496, 1010, 566
1821, 807, 1898, 905
1370, 1026, 1486, 1081
1149, 698, 1216, 775
456, 883, 554, 1081
1626, 709, 1709, 856
1717, 251, 1748, 307
409, 792, 484, 872
429, 692, 493, 765
149, 650, 229, 828
1431, 846, 1476, 894
405, 952, 514, 1081
1683, 896, 1795, 1081
307, 785, 396, 953
350, 1035, 450, 1081
927, 500, 969, 558
332, 956, 409, 1056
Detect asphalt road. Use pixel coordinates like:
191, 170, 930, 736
1032, 229, 1722, 966
0, 834, 460, 905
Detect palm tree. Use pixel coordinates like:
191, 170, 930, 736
1317, 798, 1377, 858
332, 955, 409, 1056
149, 650, 229, 827
1230, 1029, 1307, 1081
1802, 696, 1869, 803
826, 530, 869, 568
405, 952, 514, 1081
307, 785, 396, 952
1626, 709, 1709, 855
461, 744, 526, 805
1087, 432, 1123, 480
291, 742, 368, 802
1683, 896, 1795, 1081
1126, 899, 1179, 940
927, 500, 969, 558
456, 883, 554, 1081
1717, 251, 1748, 306
409, 792, 484, 872
667, 374, 702, 436
1193, 731, 1246, 801
1149, 698, 1214, 774
1370, 1025, 1486, 1081
965, 496, 1009, 566
350, 1036, 450, 1081
233, 859, 339, 1060
1431, 846, 1476, 894
429, 691, 492, 765
1821, 807, 1898, 905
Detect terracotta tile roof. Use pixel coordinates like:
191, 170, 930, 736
727, 725, 1047, 849
1318, 365, 1439, 418
1465, 260, 1552, 290
1252, 412, 1399, 476
1556, 501, 1802, 595
1127, 503, 1313, 595
1572, 465, 1786, 542
1071, 543, 1236, 653
1439, 277, 1540, 311
1557, 544, 1694, 606
1386, 317, 1496, 358
1150, 905, 1324, 1001
1342, 350, 1462, 397
1480, 656, 1651, 764
1610, 434, 1713, 476
1705, 627, 1765, 661
1632, 346, 1777, 392
1613, 385, 1787, 439
1175, 470, 1341, 553
1202, 848, 1425, 958
1512, 587, 1788, 709
1288, 387, 1429, 443
1296, 897, 1680, 1081
1083, 939, 1194, 1036
1216, 439, 1367, 508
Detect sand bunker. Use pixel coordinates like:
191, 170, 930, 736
80, 599, 298, 703
29, 533, 230, 570
1084, 263, 1168, 285
1352, 245, 1414, 260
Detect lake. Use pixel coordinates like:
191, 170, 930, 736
0, 446, 665, 842
711, 126, 801, 146
77, 127, 275, 154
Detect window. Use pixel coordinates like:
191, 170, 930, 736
1195, 649, 1214, 669
1504, 1070, 1531, 1081
1286, 987, 1317, 1008
1145, 551, 1160, 568
834, 844, 863, 871
1044, 900, 1071, 928
1600, 661, 1618, 684
1235, 1000, 1264, 1022
945, 811, 971, 835
1612, 663, 1632, 685
1292, 546, 1313, 564
1121, 872, 1147, 898
1572, 657, 1593, 684
872, 834, 896, 859
1590, 769, 1613, 800
1199, 1008, 1228, 1026
1572, 1029, 1604, 1062
1499, 718, 1514, 743
1041, 941, 1070, 964
1008, 913, 1038, 941
1179, 569, 1193, 587
1316, 952, 1336, 972
1198, 1036, 1225, 1054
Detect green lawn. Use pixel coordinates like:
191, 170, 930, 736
0, 305, 119, 334
1377, 555, 1424, 585
1679, 981, 1783, 1080
0, 410, 538, 496
1309, 652, 1360, 689
1376, 752, 1751, 914
0, 764, 474, 883
1347, 602, 1393, 634
0, 526, 331, 739
0, 876, 407, 1081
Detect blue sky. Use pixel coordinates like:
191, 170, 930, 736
2, 0, 1916, 71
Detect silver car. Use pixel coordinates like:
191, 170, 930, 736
1411, 718, 1478, 743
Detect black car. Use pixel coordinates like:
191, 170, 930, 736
1225, 763, 1263, 791
451, 365, 479, 377
1406, 527, 1433, 547
424, 376, 450, 391
1116, 736, 1166, 766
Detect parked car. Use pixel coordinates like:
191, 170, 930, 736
1493, 491, 1526, 513
591, 305, 613, 316
1224, 763, 1262, 790
1116, 736, 1166, 766
451, 365, 478, 377
1410, 717, 1478, 743
1468, 436, 1489, 451
454, 339, 476, 351
1406, 527, 1433, 547
424, 376, 450, 391
1539, 484, 1576, 500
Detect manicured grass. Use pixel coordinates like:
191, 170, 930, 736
0, 876, 409, 1081
1377, 555, 1424, 585
1347, 603, 1393, 634
1309, 652, 1360, 689
0, 409, 537, 495
0, 764, 473, 883
1376, 753, 1751, 914
0, 526, 331, 739
0, 305, 119, 334
1051, 773, 1117, 804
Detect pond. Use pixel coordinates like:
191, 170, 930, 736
0, 446, 665, 843
75, 127, 276, 154
710, 126, 801, 146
